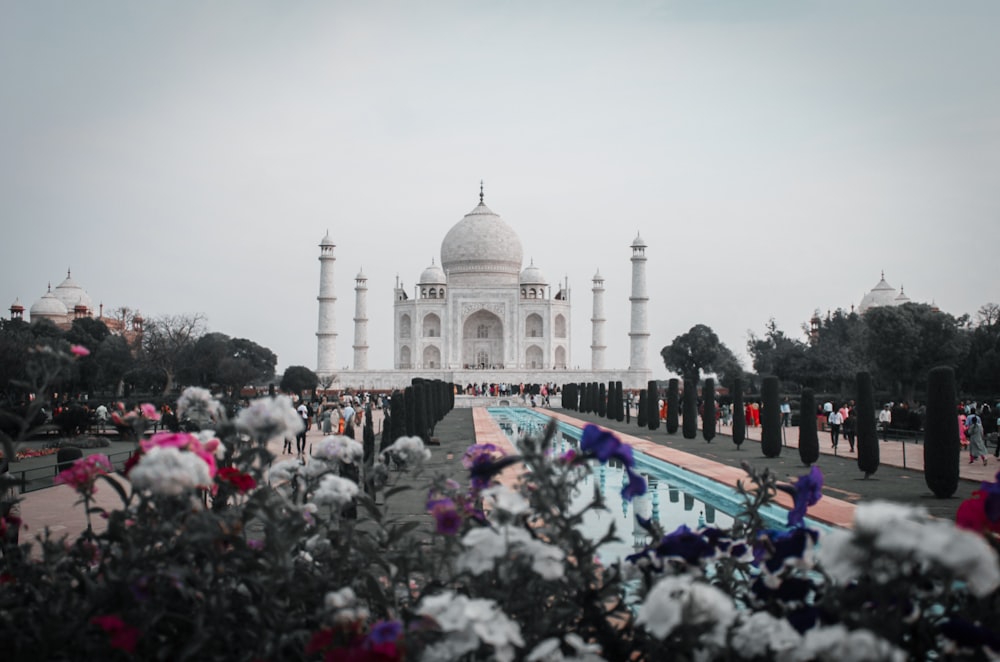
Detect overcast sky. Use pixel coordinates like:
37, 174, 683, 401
2, 1, 998, 378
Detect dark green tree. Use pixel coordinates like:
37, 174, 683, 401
279, 365, 318, 396
732, 377, 745, 449
637, 389, 647, 428
661, 324, 742, 384
598, 383, 607, 417
923, 366, 961, 498
865, 303, 967, 402
647, 380, 660, 431
855, 371, 880, 478
682, 379, 697, 439
798, 388, 819, 466
666, 379, 679, 434
799, 309, 868, 392
747, 318, 808, 384
760, 376, 782, 457
615, 381, 625, 422
701, 378, 715, 442
389, 390, 406, 446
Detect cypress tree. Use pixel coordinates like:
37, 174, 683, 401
637, 389, 647, 428
403, 386, 415, 437
608, 382, 616, 420
666, 378, 679, 434
760, 376, 782, 457
412, 382, 429, 443
798, 388, 819, 466
924, 366, 960, 497
648, 380, 660, 431
390, 389, 406, 445
732, 377, 745, 449
592, 382, 600, 413
682, 379, 698, 439
702, 378, 716, 442
615, 381, 625, 422
856, 371, 880, 478
598, 383, 607, 417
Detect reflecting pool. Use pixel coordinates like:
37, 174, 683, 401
488, 408, 831, 564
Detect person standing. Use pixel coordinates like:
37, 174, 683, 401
878, 404, 892, 435
295, 401, 309, 457
780, 398, 791, 427
842, 408, 856, 452
967, 413, 988, 465
828, 407, 843, 450
342, 400, 357, 439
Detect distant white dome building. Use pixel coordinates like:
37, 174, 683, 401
11, 270, 144, 338
858, 272, 918, 313
314, 184, 654, 389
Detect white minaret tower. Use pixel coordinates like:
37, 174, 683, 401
628, 233, 650, 384
590, 269, 606, 370
316, 231, 337, 377
352, 268, 369, 370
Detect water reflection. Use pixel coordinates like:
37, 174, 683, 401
490, 410, 735, 564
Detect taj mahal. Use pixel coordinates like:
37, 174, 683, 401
315, 186, 654, 390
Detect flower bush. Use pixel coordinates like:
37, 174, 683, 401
1, 348, 999, 660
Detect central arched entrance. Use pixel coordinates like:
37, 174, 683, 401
462, 309, 504, 369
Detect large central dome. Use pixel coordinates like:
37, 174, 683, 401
440, 200, 523, 285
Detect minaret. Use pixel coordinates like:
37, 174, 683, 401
590, 270, 606, 370
628, 233, 650, 382
352, 268, 369, 370
316, 231, 337, 377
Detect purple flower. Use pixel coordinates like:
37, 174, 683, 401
754, 527, 819, 574
980, 470, 1000, 521
580, 424, 634, 467
621, 466, 647, 500
468, 455, 521, 491
653, 524, 715, 565
427, 498, 463, 535
367, 619, 403, 645
780, 466, 824, 527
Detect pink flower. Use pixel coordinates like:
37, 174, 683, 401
140, 432, 217, 478
70, 344, 90, 357
139, 403, 161, 421
54, 454, 113, 496
91, 614, 141, 653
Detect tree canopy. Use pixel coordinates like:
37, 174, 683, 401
280, 365, 319, 396
661, 324, 742, 384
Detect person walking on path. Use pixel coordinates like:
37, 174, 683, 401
842, 408, 856, 452
967, 413, 988, 465
828, 407, 843, 450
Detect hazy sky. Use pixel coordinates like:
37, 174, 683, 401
2, 1, 998, 378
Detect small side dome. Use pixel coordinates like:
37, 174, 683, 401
419, 259, 447, 285
53, 271, 92, 313
631, 232, 646, 248
320, 231, 335, 247
30, 288, 69, 319
592, 269, 603, 282
356, 268, 367, 280
10, 297, 24, 312
520, 259, 548, 285
894, 286, 911, 304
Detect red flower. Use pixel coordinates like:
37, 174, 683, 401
91, 614, 142, 653
217, 467, 257, 493
957, 490, 1000, 535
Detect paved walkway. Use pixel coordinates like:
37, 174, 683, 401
9, 406, 991, 548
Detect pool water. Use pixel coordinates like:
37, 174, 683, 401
489, 408, 830, 564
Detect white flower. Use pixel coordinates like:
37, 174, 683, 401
636, 575, 735, 641
789, 624, 906, 662
312, 435, 364, 465
323, 586, 369, 625
268, 459, 302, 485
235, 395, 304, 442
457, 525, 565, 580
818, 501, 1000, 598
129, 446, 212, 495
527, 635, 605, 662
730, 611, 802, 659
381, 435, 432, 465
176, 386, 224, 426
417, 591, 523, 662
312, 474, 359, 509
483, 484, 529, 515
